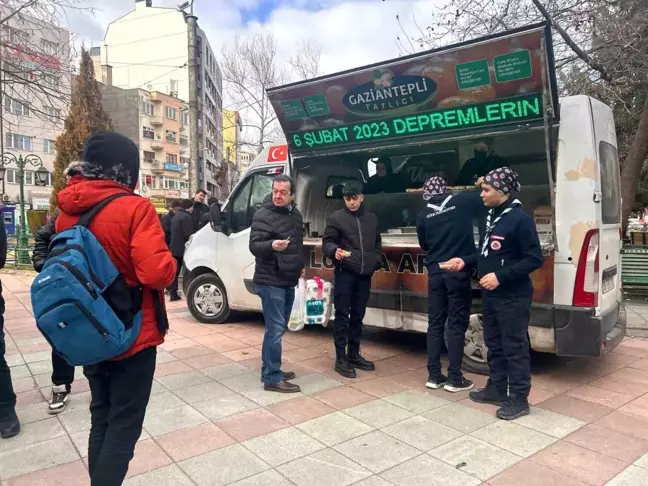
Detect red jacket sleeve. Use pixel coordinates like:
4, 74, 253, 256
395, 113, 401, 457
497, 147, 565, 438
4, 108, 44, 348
130, 200, 177, 289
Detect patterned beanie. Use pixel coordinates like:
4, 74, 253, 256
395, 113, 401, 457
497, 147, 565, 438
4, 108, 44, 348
422, 176, 448, 200
483, 167, 520, 195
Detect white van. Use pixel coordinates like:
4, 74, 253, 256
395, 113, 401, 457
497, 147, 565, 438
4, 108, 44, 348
182, 24, 625, 373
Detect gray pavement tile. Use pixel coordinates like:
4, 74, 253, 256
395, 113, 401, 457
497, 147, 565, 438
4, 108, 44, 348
64, 391, 93, 413
27, 359, 53, 376
379, 454, 481, 486
635, 452, 648, 469
193, 393, 260, 420
12, 376, 37, 393
333, 431, 420, 474
382, 415, 462, 452
155, 350, 178, 364
516, 407, 585, 438
292, 373, 343, 395
201, 362, 252, 381
6, 353, 25, 367
607, 465, 648, 485
8, 364, 31, 379
0, 436, 79, 479
156, 370, 212, 391
430, 435, 523, 481
353, 476, 394, 486
220, 371, 264, 393
344, 400, 414, 429
33, 372, 53, 388
383, 390, 451, 414
424, 403, 497, 434
178, 443, 270, 486
150, 380, 167, 395
15, 401, 52, 425
242, 426, 326, 467
241, 387, 307, 407
144, 391, 185, 415
296, 411, 374, 447
22, 351, 51, 363
124, 464, 194, 486
173, 381, 235, 405
277, 448, 372, 486
0, 417, 65, 453
230, 469, 294, 486
471, 420, 557, 458
71, 428, 149, 458
59, 408, 92, 434
143, 404, 208, 437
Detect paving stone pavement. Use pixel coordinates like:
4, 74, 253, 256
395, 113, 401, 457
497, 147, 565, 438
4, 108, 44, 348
4, 271, 648, 485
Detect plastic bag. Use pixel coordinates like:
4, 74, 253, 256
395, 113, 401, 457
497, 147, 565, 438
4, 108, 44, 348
304, 277, 333, 327
288, 278, 307, 331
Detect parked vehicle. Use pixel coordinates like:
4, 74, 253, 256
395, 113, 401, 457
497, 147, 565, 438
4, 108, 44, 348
183, 23, 625, 373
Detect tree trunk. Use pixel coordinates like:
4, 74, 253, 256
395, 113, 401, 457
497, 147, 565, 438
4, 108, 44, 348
621, 96, 648, 228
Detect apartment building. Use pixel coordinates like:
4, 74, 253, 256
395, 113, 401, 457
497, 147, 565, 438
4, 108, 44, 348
239, 151, 255, 175
92, 0, 223, 197
0, 9, 71, 209
100, 84, 190, 212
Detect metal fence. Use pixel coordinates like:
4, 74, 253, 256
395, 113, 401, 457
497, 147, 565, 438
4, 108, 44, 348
5, 235, 35, 269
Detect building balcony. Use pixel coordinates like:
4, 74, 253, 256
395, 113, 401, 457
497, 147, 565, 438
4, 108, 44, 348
150, 140, 164, 151
150, 161, 164, 174
150, 116, 163, 126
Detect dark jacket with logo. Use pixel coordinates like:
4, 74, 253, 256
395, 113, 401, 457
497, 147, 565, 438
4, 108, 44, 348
416, 190, 484, 275
169, 209, 194, 258
322, 205, 382, 277
466, 199, 543, 297
249, 199, 304, 288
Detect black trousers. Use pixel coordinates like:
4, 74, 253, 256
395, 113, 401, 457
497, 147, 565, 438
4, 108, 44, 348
167, 257, 183, 296
0, 283, 16, 420
333, 270, 371, 357
52, 350, 75, 390
427, 271, 472, 383
84, 346, 156, 486
483, 293, 532, 399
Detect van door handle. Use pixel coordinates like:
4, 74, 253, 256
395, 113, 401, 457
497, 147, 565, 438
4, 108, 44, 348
593, 191, 602, 203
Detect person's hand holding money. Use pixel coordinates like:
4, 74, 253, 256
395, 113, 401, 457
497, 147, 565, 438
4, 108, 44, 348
335, 248, 351, 260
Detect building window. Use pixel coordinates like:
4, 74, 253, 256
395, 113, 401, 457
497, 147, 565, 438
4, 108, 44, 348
5, 169, 16, 184
44, 106, 61, 123
141, 99, 154, 116
44, 139, 56, 154
165, 107, 177, 120
180, 111, 189, 125
143, 151, 155, 162
2, 26, 29, 45
4, 97, 29, 116
166, 154, 178, 164
6, 133, 32, 150
165, 130, 177, 143
180, 157, 190, 166
180, 135, 188, 147
41, 39, 58, 56
24, 171, 34, 186
142, 126, 154, 139
42, 74, 58, 90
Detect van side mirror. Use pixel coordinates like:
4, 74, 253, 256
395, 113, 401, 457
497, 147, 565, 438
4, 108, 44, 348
208, 204, 222, 232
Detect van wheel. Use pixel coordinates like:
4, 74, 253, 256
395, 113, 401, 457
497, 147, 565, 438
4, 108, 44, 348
187, 274, 231, 324
463, 314, 490, 375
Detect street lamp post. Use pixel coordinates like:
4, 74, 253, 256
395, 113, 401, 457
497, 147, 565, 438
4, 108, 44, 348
0, 152, 50, 265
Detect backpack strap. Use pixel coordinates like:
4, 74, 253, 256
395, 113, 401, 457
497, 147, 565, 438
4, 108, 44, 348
150, 289, 169, 336
76, 193, 131, 228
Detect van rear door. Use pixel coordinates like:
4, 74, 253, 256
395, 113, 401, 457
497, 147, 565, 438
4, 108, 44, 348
590, 98, 622, 314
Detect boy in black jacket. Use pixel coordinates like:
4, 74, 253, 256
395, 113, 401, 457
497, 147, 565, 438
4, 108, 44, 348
168, 199, 194, 301
449, 167, 542, 420
416, 176, 483, 393
322, 182, 382, 378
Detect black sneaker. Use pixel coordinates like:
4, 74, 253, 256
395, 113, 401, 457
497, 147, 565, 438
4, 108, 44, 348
169, 294, 182, 302
496, 398, 530, 421
426, 374, 448, 390
347, 354, 375, 371
48, 385, 70, 415
335, 358, 357, 378
0, 410, 20, 439
469, 385, 507, 406
444, 378, 474, 393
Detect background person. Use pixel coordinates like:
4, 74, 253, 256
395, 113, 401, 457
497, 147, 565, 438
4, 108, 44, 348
200, 196, 220, 229
168, 199, 194, 302
365, 157, 405, 194
416, 176, 484, 393
191, 189, 209, 231
161, 200, 181, 246
322, 181, 382, 378
456, 140, 507, 186
250, 175, 304, 393
449, 167, 542, 421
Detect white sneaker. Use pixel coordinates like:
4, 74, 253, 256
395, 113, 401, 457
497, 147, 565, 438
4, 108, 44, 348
48, 385, 70, 414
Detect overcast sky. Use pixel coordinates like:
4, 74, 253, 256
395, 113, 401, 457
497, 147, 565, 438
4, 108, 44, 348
65, 0, 439, 76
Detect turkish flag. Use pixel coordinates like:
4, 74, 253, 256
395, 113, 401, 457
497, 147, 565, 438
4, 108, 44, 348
267, 145, 288, 163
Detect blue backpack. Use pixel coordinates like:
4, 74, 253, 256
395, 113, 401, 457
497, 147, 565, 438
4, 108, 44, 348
31, 193, 146, 366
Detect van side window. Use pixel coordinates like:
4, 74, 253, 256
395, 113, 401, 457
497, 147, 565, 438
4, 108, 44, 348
599, 141, 621, 224
229, 172, 275, 233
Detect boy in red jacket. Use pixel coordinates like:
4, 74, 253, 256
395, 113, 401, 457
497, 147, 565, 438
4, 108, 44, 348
53, 132, 176, 485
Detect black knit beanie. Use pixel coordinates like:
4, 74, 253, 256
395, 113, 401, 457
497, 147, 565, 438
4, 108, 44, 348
80, 132, 140, 189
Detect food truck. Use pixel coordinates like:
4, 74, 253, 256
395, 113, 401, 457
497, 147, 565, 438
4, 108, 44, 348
182, 23, 625, 373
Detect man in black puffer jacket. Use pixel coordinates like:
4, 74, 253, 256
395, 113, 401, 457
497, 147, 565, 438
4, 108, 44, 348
322, 181, 382, 378
250, 175, 304, 394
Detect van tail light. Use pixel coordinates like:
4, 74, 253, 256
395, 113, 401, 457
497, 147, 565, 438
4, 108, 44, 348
573, 229, 599, 307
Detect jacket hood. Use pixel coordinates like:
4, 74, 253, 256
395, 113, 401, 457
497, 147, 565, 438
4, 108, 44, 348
57, 178, 134, 216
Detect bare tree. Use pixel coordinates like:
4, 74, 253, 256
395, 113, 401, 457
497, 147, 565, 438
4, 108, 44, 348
289, 38, 322, 81
388, 0, 648, 226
